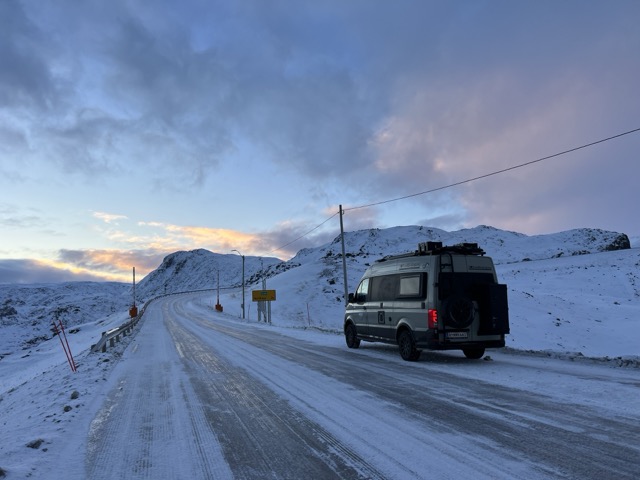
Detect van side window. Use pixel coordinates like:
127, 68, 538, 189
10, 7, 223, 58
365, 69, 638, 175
355, 278, 369, 302
370, 273, 426, 302
398, 274, 422, 298
370, 275, 397, 301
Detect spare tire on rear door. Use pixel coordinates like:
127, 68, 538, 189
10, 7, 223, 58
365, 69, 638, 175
443, 295, 474, 328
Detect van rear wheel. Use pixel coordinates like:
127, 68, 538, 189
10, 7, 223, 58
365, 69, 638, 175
345, 323, 360, 349
398, 330, 421, 361
463, 347, 485, 359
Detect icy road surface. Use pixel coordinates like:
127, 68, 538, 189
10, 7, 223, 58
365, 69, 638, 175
84, 292, 639, 479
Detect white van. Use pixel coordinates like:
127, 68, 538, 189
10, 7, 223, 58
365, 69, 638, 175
344, 242, 509, 361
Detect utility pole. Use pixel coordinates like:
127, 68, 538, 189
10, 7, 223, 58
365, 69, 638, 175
241, 255, 245, 319
339, 205, 349, 305
129, 267, 138, 318
232, 249, 245, 319
259, 258, 265, 322
215, 268, 223, 312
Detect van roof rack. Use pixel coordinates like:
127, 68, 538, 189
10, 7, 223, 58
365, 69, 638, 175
377, 242, 485, 263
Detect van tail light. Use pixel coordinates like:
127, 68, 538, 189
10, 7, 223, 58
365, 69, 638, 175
428, 309, 438, 329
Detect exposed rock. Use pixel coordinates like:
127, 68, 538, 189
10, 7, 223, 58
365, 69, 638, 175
0, 304, 17, 318
26, 439, 44, 449
603, 233, 631, 251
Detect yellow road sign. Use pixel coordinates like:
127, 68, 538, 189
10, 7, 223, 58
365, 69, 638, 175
252, 289, 276, 301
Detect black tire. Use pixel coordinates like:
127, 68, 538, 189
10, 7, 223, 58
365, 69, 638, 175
398, 330, 421, 361
345, 323, 360, 349
462, 347, 485, 359
444, 295, 474, 328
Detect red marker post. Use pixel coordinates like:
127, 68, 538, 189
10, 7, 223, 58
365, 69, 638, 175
52, 320, 77, 372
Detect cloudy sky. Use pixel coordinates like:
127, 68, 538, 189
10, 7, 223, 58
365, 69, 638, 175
1, 0, 639, 283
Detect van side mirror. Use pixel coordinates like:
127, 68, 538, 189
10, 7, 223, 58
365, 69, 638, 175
350, 292, 367, 303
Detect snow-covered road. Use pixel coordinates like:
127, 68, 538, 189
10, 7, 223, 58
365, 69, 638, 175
78, 292, 639, 479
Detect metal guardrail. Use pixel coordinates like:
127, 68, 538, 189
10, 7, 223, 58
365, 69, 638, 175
90, 289, 219, 353
91, 297, 154, 353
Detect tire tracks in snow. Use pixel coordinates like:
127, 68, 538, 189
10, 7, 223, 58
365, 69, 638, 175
177, 293, 640, 480
165, 306, 384, 480
84, 300, 232, 479
173, 298, 540, 480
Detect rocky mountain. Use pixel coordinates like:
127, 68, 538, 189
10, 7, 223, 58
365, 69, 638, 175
135, 249, 282, 300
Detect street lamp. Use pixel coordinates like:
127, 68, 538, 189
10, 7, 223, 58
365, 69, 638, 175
231, 249, 245, 319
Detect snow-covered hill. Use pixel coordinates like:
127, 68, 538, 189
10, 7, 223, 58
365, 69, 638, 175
0, 282, 131, 354
498, 249, 639, 356
0, 225, 634, 359
135, 225, 630, 299
135, 248, 282, 300
288, 225, 629, 266
211, 226, 637, 359
120, 224, 636, 359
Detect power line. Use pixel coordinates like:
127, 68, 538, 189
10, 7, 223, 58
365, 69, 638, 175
267, 126, 640, 255
344, 126, 640, 212
268, 211, 339, 255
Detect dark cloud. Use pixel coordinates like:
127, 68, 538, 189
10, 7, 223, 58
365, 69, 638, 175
1, 0, 638, 244
96, 1, 375, 183
0, 247, 174, 284
0, 1, 59, 109
137, 3, 373, 179
250, 219, 337, 259
0, 239, 190, 282
44, 112, 128, 177
0, 259, 105, 284
58, 249, 166, 277
415, 211, 468, 232
253, 204, 385, 259
460, 138, 640, 237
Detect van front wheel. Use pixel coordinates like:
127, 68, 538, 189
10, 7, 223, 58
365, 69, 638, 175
398, 330, 421, 361
345, 323, 361, 349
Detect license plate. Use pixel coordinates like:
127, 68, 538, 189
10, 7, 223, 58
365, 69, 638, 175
447, 331, 468, 339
